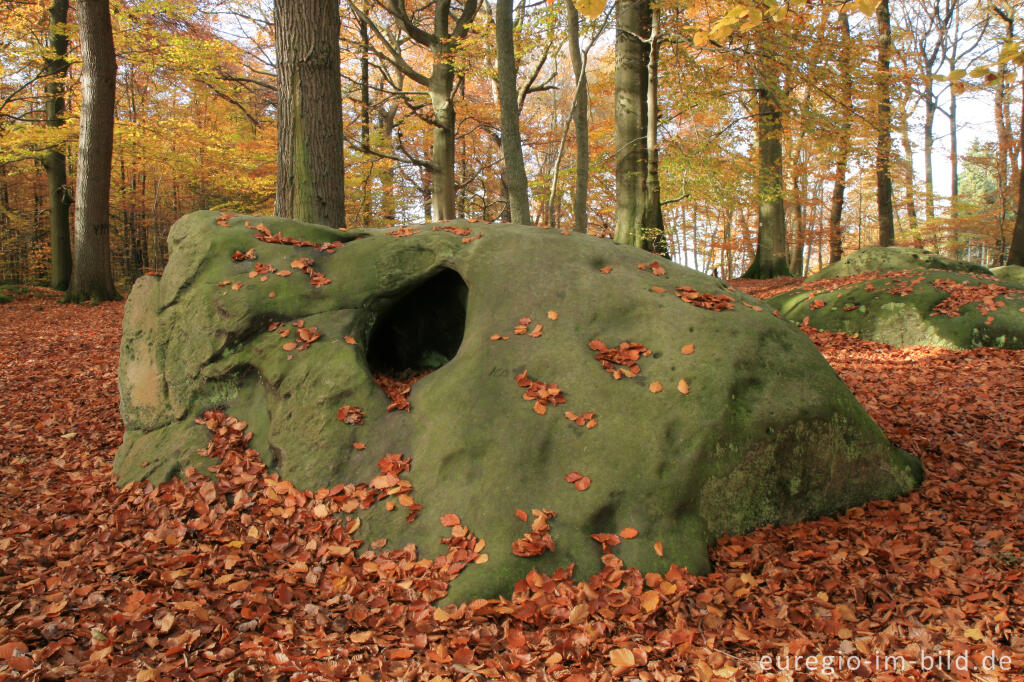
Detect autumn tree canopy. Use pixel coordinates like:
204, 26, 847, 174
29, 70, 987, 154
2, 0, 1024, 286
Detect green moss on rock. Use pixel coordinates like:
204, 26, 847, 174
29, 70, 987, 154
807, 246, 991, 283
770, 269, 1024, 349
992, 265, 1024, 285
118, 211, 922, 601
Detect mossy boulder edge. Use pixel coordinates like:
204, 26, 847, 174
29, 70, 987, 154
992, 264, 1024, 285
772, 248, 1024, 349
806, 246, 991, 282
118, 211, 922, 601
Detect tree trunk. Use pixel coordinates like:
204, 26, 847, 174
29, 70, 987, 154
43, 0, 72, 290
428, 64, 456, 221
380, 108, 397, 221
788, 171, 804, 275
828, 155, 848, 265
1008, 83, 1024, 266
642, 7, 666, 256
924, 84, 936, 223
274, 0, 347, 228
949, 89, 959, 220
613, 0, 650, 248
899, 105, 918, 234
566, 0, 588, 234
494, 0, 531, 224
742, 51, 789, 279
875, 0, 895, 247
66, 0, 118, 302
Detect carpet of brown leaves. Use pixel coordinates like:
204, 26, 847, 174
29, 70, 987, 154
1, 294, 1022, 680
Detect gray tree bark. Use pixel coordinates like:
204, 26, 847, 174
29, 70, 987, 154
566, 0, 589, 234
742, 42, 790, 279
44, 0, 71, 290
66, 0, 118, 302
613, 0, 650, 248
494, 0, 531, 224
274, 0, 347, 228
875, 0, 896, 247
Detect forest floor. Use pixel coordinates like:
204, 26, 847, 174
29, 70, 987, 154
0, 286, 1022, 681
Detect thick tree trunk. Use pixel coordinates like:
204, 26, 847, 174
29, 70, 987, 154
428, 64, 456, 221
66, 0, 118, 302
274, 0, 346, 228
567, 0, 588, 234
742, 57, 790, 279
875, 0, 895, 247
613, 0, 650, 248
494, 0, 531, 224
43, 0, 72, 290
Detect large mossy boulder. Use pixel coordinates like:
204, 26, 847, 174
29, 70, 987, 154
806, 245, 991, 283
992, 264, 1024, 286
118, 211, 922, 601
772, 248, 1024, 349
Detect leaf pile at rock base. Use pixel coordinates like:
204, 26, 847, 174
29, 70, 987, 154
1, 296, 1021, 679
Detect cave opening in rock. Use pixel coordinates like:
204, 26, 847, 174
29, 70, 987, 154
367, 268, 468, 407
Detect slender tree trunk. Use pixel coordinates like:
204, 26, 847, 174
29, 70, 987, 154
875, 0, 895, 247
643, 7, 666, 255
66, 0, 118, 302
360, 18, 371, 149
899, 106, 919, 234
613, 0, 650, 248
828, 156, 848, 264
949, 90, 959, 220
43, 0, 72, 290
723, 208, 734, 276
274, 0, 347, 227
995, 48, 1011, 258
494, 0, 531, 224
788, 172, 804, 275
566, 0, 588, 234
380, 108, 397, 221
742, 46, 789, 279
827, 12, 853, 265
1008, 84, 1024, 265
924, 85, 936, 222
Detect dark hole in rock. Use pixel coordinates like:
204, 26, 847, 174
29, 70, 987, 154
367, 268, 468, 390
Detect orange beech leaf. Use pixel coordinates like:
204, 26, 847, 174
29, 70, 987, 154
649, 381, 663, 393
344, 336, 357, 345
654, 541, 664, 557
352, 442, 366, 450
440, 513, 460, 527
599, 266, 612, 273
609, 648, 635, 667
681, 344, 695, 355
547, 310, 558, 320
574, 476, 591, 491
515, 509, 528, 522
282, 342, 297, 351
533, 401, 547, 415
620, 527, 639, 539
677, 379, 690, 394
